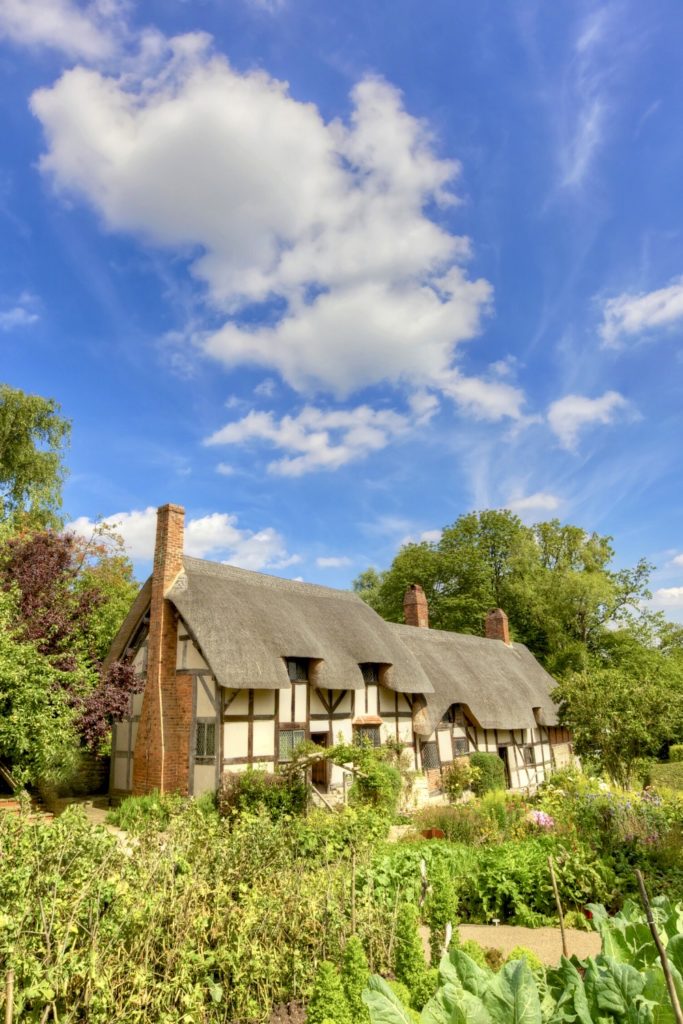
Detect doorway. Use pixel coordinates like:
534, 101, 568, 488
497, 746, 511, 789
310, 731, 331, 791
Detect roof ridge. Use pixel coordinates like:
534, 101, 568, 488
181, 555, 361, 602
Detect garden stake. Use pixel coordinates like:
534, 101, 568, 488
548, 856, 568, 959
636, 869, 683, 1024
351, 852, 357, 934
4, 969, 13, 1024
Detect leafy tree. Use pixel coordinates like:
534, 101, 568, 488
0, 586, 79, 786
0, 384, 71, 528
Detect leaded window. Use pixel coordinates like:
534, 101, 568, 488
453, 736, 469, 757
421, 740, 440, 771
195, 721, 216, 759
286, 658, 309, 682
523, 745, 536, 766
353, 725, 381, 747
279, 728, 306, 761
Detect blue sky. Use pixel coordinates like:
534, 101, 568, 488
2, 0, 683, 616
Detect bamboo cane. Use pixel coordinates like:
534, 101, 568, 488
4, 969, 13, 1024
548, 856, 568, 959
636, 869, 683, 1024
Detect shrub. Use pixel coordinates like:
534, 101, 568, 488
442, 757, 479, 801
106, 790, 187, 831
670, 745, 683, 763
333, 742, 403, 816
469, 752, 506, 795
341, 936, 370, 1022
505, 945, 544, 972
307, 961, 352, 1024
459, 939, 488, 968
424, 859, 459, 965
394, 904, 434, 1009
217, 768, 308, 819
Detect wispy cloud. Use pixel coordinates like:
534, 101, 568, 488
0, 0, 126, 60
507, 491, 561, 514
316, 555, 351, 568
599, 277, 683, 347
0, 293, 40, 331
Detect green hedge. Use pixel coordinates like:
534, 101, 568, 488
469, 752, 506, 795
669, 745, 683, 763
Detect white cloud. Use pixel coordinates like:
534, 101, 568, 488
0, 295, 40, 330
507, 492, 561, 514
671, 554, 683, 569
30, 41, 526, 417
547, 390, 629, 450
254, 377, 277, 398
0, 0, 124, 60
215, 462, 235, 476
652, 587, 683, 608
69, 506, 298, 570
399, 528, 442, 546
205, 404, 412, 476
316, 556, 351, 568
599, 277, 683, 347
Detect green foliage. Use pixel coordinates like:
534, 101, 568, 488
331, 741, 403, 816
670, 744, 683, 762
217, 767, 308, 819
307, 961, 352, 1024
459, 939, 488, 968
442, 757, 480, 801
424, 859, 460, 965
505, 946, 544, 973
0, 384, 71, 528
0, 587, 79, 786
105, 790, 200, 831
342, 935, 370, 1022
469, 752, 506, 795
650, 761, 683, 791
394, 903, 436, 1009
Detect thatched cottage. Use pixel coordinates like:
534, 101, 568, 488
107, 504, 571, 800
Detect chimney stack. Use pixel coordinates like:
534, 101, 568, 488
404, 584, 429, 628
133, 504, 189, 795
485, 607, 510, 645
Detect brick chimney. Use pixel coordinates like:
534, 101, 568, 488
133, 504, 192, 795
404, 584, 429, 628
485, 607, 510, 645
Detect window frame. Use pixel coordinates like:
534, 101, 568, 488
286, 658, 309, 682
523, 744, 536, 766
352, 724, 381, 748
195, 719, 217, 763
278, 727, 307, 762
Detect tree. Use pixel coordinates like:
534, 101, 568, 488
354, 510, 652, 677
0, 384, 71, 528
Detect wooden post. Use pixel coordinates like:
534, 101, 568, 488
548, 856, 568, 959
351, 851, 357, 934
5, 969, 14, 1024
636, 869, 683, 1024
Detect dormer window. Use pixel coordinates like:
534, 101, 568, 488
286, 658, 309, 682
359, 663, 380, 684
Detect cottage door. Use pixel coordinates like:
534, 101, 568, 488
310, 731, 330, 792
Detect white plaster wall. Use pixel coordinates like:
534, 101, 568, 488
253, 720, 275, 756
367, 686, 378, 715
294, 683, 307, 722
225, 690, 249, 716
437, 730, 452, 763
309, 690, 326, 715
378, 687, 394, 713
196, 676, 216, 716
254, 690, 276, 715
113, 757, 129, 790
224, 721, 249, 759
194, 764, 216, 795
280, 689, 292, 723
132, 692, 144, 717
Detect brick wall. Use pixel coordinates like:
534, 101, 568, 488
133, 504, 192, 795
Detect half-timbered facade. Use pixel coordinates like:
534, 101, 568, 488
107, 504, 570, 800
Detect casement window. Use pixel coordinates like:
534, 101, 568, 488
523, 745, 536, 766
359, 663, 380, 684
353, 724, 381, 748
195, 720, 216, 761
420, 740, 440, 771
453, 736, 469, 757
279, 728, 306, 761
286, 658, 309, 682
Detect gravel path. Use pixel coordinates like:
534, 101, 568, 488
457, 924, 600, 965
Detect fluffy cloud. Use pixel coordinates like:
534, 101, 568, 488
30, 39, 523, 414
0, 294, 40, 330
507, 492, 561, 514
205, 404, 412, 476
652, 586, 683, 608
673, 554, 683, 568
547, 390, 628, 450
69, 507, 298, 570
316, 556, 351, 568
0, 0, 124, 60
600, 277, 683, 347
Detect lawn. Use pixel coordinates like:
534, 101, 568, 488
650, 760, 683, 791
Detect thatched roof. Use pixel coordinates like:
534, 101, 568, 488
106, 558, 560, 731
166, 557, 433, 693
388, 622, 559, 736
